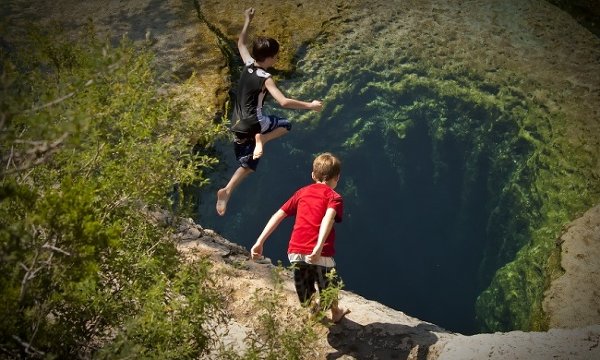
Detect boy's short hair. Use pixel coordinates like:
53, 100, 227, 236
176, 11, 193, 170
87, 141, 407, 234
313, 152, 341, 182
252, 36, 280, 62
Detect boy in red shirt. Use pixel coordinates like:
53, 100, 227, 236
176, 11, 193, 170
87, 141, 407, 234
251, 152, 350, 322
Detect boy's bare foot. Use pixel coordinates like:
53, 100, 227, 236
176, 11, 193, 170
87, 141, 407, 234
253, 142, 263, 159
331, 307, 350, 323
216, 188, 229, 216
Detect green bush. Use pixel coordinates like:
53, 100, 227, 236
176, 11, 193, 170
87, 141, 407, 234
0, 22, 332, 360
0, 24, 225, 358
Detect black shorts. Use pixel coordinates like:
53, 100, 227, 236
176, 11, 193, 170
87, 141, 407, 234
233, 137, 259, 171
292, 262, 338, 305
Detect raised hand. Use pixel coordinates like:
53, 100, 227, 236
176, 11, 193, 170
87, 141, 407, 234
244, 7, 255, 21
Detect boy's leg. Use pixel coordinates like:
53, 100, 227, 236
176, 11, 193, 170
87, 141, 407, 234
261, 126, 289, 143
216, 166, 253, 216
330, 301, 350, 323
316, 266, 350, 323
292, 262, 317, 306
253, 133, 264, 160
253, 127, 289, 159
253, 115, 291, 159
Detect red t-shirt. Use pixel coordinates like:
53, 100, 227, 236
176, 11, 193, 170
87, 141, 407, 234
280, 183, 343, 257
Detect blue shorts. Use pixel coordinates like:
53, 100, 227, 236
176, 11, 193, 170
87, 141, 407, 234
234, 138, 259, 171
233, 115, 291, 171
259, 114, 292, 133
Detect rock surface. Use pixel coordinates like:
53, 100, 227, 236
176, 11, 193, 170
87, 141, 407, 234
148, 205, 600, 358
544, 204, 600, 328
167, 206, 600, 359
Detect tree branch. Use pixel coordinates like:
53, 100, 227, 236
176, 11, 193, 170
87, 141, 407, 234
42, 242, 71, 256
3, 132, 69, 175
26, 92, 75, 114
24, 79, 93, 114
11, 335, 45, 357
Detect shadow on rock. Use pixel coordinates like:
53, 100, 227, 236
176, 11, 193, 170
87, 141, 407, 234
326, 318, 441, 360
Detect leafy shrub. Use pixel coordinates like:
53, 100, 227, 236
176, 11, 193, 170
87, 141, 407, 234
0, 23, 225, 358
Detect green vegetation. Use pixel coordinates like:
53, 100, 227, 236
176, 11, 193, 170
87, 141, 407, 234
475, 106, 599, 331
0, 24, 227, 358
0, 24, 327, 358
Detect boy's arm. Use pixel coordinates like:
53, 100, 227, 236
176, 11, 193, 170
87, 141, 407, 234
251, 209, 287, 260
238, 8, 255, 64
306, 208, 337, 264
264, 78, 323, 111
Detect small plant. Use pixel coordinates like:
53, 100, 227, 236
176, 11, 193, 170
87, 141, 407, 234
313, 268, 345, 321
233, 265, 324, 360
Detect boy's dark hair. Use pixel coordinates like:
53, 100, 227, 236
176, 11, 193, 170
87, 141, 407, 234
313, 153, 341, 182
252, 36, 280, 62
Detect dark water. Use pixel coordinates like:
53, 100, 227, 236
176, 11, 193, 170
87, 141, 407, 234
196, 89, 503, 335
193, 1, 540, 333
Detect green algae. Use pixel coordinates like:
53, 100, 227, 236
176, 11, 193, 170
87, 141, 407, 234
476, 108, 600, 331
200, 0, 600, 332
287, 53, 599, 331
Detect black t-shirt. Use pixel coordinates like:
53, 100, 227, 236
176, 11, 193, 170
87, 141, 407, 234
231, 61, 271, 139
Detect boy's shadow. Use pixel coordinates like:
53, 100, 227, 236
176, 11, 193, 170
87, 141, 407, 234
326, 318, 443, 360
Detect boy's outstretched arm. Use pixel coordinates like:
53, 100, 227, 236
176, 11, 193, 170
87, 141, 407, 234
264, 78, 323, 111
306, 208, 337, 264
251, 209, 287, 260
238, 8, 255, 64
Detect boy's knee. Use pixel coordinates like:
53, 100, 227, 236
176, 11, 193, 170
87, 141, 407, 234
275, 118, 291, 131
280, 121, 291, 131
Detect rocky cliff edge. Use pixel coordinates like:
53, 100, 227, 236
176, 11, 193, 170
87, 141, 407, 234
148, 205, 600, 360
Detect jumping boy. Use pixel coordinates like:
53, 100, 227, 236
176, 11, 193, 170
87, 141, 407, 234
216, 8, 323, 216
250, 152, 350, 323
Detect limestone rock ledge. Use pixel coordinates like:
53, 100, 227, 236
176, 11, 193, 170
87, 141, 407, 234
544, 204, 600, 329
157, 207, 600, 360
